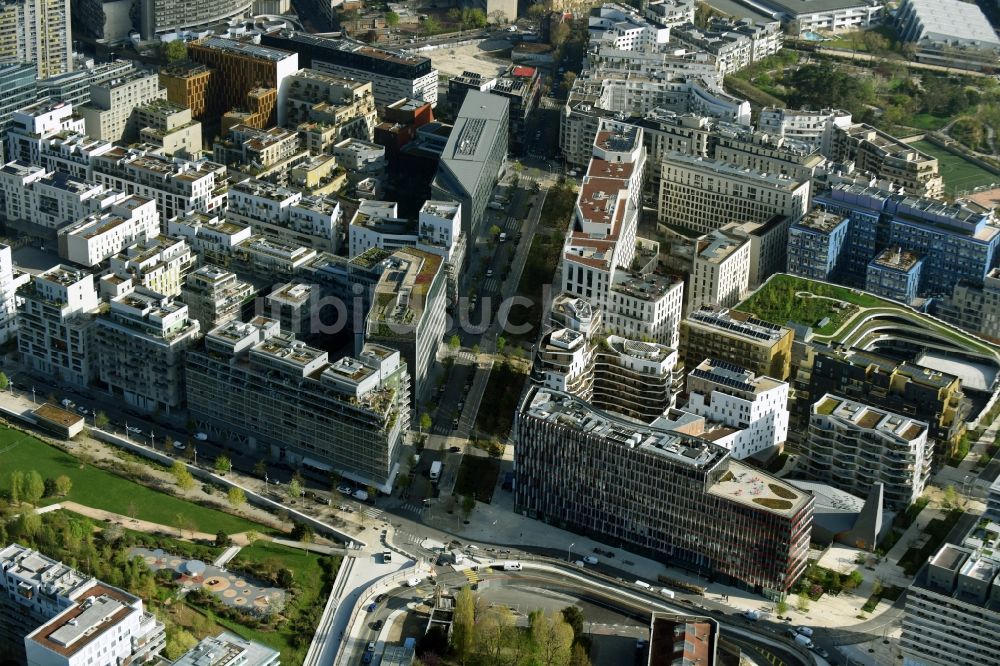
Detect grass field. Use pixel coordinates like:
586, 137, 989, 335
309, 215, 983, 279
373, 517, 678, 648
912, 140, 998, 195
0, 426, 262, 534
907, 114, 950, 131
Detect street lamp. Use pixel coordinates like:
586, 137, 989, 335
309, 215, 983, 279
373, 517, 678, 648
567, 542, 575, 562
149, 432, 155, 451
193, 446, 198, 466
30, 386, 36, 404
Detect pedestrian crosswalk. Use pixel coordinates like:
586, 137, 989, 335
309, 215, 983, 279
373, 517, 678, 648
463, 568, 480, 584
403, 533, 422, 545
363, 507, 383, 519
483, 278, 499, 294
397, 501, 424, 514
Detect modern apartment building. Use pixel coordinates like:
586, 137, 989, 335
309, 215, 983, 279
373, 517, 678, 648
936, 267, 1000, 344
227, 178, 341, 253
0, 0, 72, 78
831, 123, 942, 198
0, 243, 26, 344
672, 18, 783, 76
0, 63, 37, 150
0, 544, 165, 666
687, 228, 750, 314
78, 68, 167, 143
895, 0, 1000, 72
213, 125, 301, 175
0, 162, 125, 235
657, 153, 810, 235
260, 32, 438, 107
489, 65, 541, 154
806, 346, 968, 463
135, 99, 203, 156
684, 358, 790, 460
16, 265, 100, 388
901, 527, 1000, 666
532, 294, 681, 422
282, 68, 377, 141
515, 387, 813, 597
180, 265, 255, 331
35, 133, 115, 181
748, 0, 884, 34
186, 318, 410, 490
588, 3, 670, 52
35, 60, 134, 108
804, 394, 931, 509
6, 100, 84, 165
95, 288, 200, 413
73, 0, 251, 40
431, 91, 508, 240
91, 147, 227, 220
787, 208, 851, 282
711, 126, 825, 183
812, 183, 1000, 298
987, 475, 1000, 521
106, 235, 193, 297
865, 247, 923, 304
680, 306, 794, 381
166, 211, 253, 264
758, 107, 852, 153
365, 247, 447, 404
184, 37, 298, 128
57, 195, 159, 267
173, 632, 279, 666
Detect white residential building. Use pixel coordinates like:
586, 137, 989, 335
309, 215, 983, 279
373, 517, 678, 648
589, 3, 670, 51
91, 147, 227, 220
684, 358, 790, 460
687, 227, 751, 313
563, 119, 684, 349
6, 100, 85, 165
173, 632, 279, 666
180, 265, 255, 331
166, 211, 253, 264
16, 265, 101, 387
37, 133, 116, 180
751, 0, 884, 34
1, 544, 165, 666
0, 244, 28, 344
805, 393, 932, 509
58, 196, 159, 266
0, 161, 125, 232
227, 178, 341, 252
106, 235, 193, 297
758, 107, 853, 153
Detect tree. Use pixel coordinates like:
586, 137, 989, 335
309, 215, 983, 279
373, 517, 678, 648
102, 522, 124, 544
550, 22, 570, 49
845, 570, 864, 590
942, 484, 958, 509
531, 610, 574, 666
94, 411, 109, 429
254, 459, 268, 478
277, 568, 294, 588
527, 3, 547, 20
54, 475, 72, 497
214, 455, 231, 475
291, 522, 314, 542
796, 590, 810, 613
472, 343, 481, 356
421, 16, 441, 36
215, 530, 230, 547
476, 605, 516, 662
8, 470, 23, 505
488, 9, 507, 24
385, 11, 399, 28
570, 644, 591, 666
560, 71, 577, 95
245, 530, 260, 545
127, 500, 139, 521
162, 40, 187, 63
776, 599, 789, 617
164, 629, 198, 660
489, 223, 502, 240
227, 486, 246, 508
497, 336, 507, 354
561, 605, 584, 641
461, 494, 476, 521
0, 372, 9, 391
171, 461, 195, 491
449, 334, 461, 351
420, 412, 433, 432
452, 585, 476, 662
24, 470, 44, 504
287, 479, 302, 502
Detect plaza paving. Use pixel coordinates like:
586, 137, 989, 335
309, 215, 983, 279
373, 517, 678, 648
131, 546, 285, 614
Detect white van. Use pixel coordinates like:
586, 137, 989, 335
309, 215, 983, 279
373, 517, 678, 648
634, 580, 652, 589
502, 561, 522, 571
499, 232, 507, 243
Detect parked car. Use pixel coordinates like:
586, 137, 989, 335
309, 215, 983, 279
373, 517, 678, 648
406, 577, 422, 587
366, 643, 375, 652
194, 432, 208, 441
583, 555, 599, 565
375, 594, 387, 603
126, 426, 143, 434
337, 484, 353, 495
812, 646, 829, 658
362, 653, 373, 665
173, 441, 186, 451
76, 405, 88, 415
795, 626, 814, 638
449, 446, 461, 453
371, 619, 384, 631
365, 602, 376, 612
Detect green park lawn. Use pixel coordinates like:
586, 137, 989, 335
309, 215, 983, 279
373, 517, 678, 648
0, 426, 262, 534
912, 140, 998, 195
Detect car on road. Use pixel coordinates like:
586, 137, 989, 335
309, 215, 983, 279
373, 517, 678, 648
486, 269, 494, 278
583, 555, 599, 565
126, 426, 143, 434
449, 446, 461, 453
812, 646, 829, 658
406, 577, 422, 587
194, 432, 208, 441
76, 405, 88, 415
366, 643, 375, 652
742, 610, 760, 622
173, 441, 186, 451
366, 602, 376, 612
371, 619, 384, 631
452, 417, 459, 428
337, 484, 353, 495
795, 626, 814, 638
362, 653, 373, 665
375, 594, 387, 603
